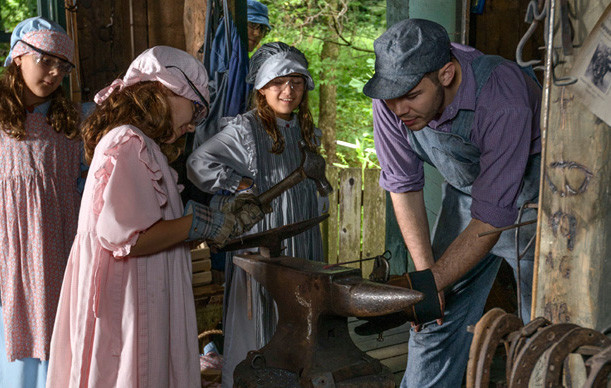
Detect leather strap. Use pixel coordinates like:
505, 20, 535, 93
404, 269, 443, 324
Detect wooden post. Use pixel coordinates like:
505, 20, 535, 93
183, 0, 207, 59
386, 0, 408, 28
532, 0, 611, 331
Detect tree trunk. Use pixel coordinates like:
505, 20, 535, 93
318, 35, 339, 163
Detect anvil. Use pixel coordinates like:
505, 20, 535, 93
226, 216, 423, 387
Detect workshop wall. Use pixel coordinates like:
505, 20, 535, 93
75, 0, 186, 101
471, 0, 546, 72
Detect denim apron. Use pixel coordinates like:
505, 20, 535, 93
401, 55, 540, 388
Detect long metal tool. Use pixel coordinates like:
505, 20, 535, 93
322, 250, 391, 270
477, 219, 537, 237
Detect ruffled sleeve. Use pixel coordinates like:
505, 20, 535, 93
186, 112, 257, 194
93, 127, 166, 257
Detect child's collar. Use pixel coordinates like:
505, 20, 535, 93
26, 100, 52, 115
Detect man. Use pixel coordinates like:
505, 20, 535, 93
208, 0, 271, 77
363, 19, 541, 387
191, 0, 271, 149
245, 0, 271, 52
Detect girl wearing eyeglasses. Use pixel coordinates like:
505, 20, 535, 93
187, 42, 324, 388
0, 17, 91, 388
45, 46, 264, 387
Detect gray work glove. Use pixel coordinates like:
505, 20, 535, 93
222, 194, 269, 236
209, 182, 270, 213
184, 200, 236, 246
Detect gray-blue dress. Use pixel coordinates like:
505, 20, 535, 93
187, 109, 324, 387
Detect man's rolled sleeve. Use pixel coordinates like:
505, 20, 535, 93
372, 99, 424, 193
471, 107, 534, 227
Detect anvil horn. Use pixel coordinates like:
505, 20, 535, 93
330, 276, 423, 317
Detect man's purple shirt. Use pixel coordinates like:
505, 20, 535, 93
372, 44, 541, 227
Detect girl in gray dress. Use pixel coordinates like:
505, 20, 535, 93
187, 42, 324, 388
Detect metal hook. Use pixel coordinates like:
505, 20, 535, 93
551, 47, 578, 86
516, 0, 548, 68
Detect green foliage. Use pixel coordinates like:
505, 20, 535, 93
1, 0, 37, 30
1, 0, 38, 64
334, 132, 379, 170
262, 0, 384, 168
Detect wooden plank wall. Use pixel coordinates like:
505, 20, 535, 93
76, 0, 186, 102
76, 0, 246, 101
338, 169, 362, 266
326, 167, 387, 278
471, 0, 546, 64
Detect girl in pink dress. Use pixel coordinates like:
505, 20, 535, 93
0, 17, 87, 388
46, 46, 264, 388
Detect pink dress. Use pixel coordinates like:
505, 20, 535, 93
0, 103, 81, 362
46, 126, 200, 388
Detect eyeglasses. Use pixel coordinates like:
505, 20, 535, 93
165, 65, 209, 125
267, 77, 306, 92
191, 100, 207, 126
18, 40, 75, 74
247, 22, 270, 37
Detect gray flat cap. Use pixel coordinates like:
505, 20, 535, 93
363, 19, 451, 100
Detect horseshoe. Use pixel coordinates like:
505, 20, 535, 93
509, 322, 579, 387
505, 316, 551, 383
466, 308, 507, 388
542, 327, 610, 387
474, 312, 523, 387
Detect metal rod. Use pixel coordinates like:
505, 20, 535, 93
323, 251, 390, 269
477, 219, 537, 237
531, 0, 557, 320
323, 256, 378, 269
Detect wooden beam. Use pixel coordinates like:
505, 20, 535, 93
533, 0, 611, 331
184, 0, 207, 59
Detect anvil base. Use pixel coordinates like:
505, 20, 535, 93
234, 355, 396, 388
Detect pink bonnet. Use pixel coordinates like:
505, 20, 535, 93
94, 46, 210, 106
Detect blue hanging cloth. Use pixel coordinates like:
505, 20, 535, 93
193, 0, 251, 149
216, 17, 251, 117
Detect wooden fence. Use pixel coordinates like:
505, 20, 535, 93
325, 166, 387, 278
